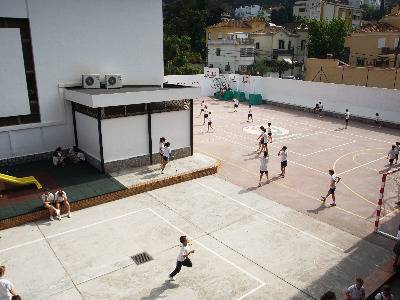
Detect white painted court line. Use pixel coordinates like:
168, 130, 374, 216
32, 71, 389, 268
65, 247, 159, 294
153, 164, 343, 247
1, 207, 266, 300
194, 180, 345, 252
0, 208, 149, 253
337, 156, 386, 176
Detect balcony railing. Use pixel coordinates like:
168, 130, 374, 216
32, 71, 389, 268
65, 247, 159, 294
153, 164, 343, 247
208, 38, 255, 45
273, 49, 294, 55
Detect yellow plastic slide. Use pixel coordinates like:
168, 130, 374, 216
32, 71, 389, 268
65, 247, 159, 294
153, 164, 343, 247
0, 173, 42, 189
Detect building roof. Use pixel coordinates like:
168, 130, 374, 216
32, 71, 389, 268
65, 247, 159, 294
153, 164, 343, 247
281, 22, 303, 31
242, 16, 266, 22
351, 22, 400, 33
206, 19, 251, 29
250, 27, 295, 35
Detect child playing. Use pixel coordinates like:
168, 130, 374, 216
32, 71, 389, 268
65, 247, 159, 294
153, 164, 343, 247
321, 170, 341, 206
387, 145, 396, 169
267, 123, 272, 143
345, 109, 350, 129
247, 105, 253, 122
168, 235, 195, 281
159, 137, 166, 169
203, 106, 209, 125
198, 100, 205, 117
233, 97, 239, 112
278, 146, 288, 177
372, 113, 381, 128
261, 128, 268, 153
258, 151, 269, 187
345, 277, 365, 300
161, 142, 174, 174
257, 126, 265, 152
207, 112, 214, 132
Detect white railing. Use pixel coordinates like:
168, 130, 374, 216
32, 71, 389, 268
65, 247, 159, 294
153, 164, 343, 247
208, 38, 255, 45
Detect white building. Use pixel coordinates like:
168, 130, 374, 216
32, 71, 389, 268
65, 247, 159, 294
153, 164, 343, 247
293, 0, 321, 19
235, 5, 262, 19
207, 32, 255, 74
0, 0, 200, 173
309, 1, 363, 28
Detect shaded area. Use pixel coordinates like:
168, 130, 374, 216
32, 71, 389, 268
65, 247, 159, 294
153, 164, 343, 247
0, 160, 126, 220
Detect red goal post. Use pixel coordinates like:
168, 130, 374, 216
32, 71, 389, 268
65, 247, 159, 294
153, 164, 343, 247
374, 167, 400, 240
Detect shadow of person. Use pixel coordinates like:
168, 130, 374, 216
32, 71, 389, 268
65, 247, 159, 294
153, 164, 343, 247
139, 280, 180, 300
307, 201, 331, 215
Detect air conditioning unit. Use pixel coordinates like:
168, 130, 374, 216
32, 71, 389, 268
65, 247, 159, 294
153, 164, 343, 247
105, 74, 122, 89
82, 74, 100, 89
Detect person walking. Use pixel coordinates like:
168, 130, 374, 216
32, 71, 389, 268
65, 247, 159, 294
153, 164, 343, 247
278, 146, 288, 177
345, 277, 365, 300
247, 105, 253, 122
207, 112, 214, 132
168, 235, 195, 281
161, 142, 173, 174
159, 137, 166, 169
198, 100, 205, 117
267, 123, 273, 143
345, 109, 350, 129
257, 126, 265, 152
318, 102, 323, 117
233, 97, 239, 112
388, 145, 396, 169
0, 266, 19, 300
321, 170, 341, 206
258, 151, 269, 187
203, 106, 209, 125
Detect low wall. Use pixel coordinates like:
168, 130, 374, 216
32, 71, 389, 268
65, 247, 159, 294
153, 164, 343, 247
165, 74, 400, 125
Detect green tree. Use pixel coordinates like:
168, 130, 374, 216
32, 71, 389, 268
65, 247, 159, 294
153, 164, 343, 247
270, 7, 293, 25
361, 4, 381, 21
251, 60, 271, 76
306, 18, 349, 59
265, 59, 291, 77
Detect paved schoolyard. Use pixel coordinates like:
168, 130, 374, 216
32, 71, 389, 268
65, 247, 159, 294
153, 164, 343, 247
0, 174, 392, 299
194, 97, 400, 248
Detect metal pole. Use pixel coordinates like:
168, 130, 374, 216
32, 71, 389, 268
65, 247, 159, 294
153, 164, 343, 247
97, 108, 105, 174
148, 103, 153, 164
71, 102, 78, 147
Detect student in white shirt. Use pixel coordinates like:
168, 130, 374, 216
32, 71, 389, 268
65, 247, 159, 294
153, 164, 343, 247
372, 113, 381, 128
345, 109, 350, 129
203, 106, 209, 125
207, 112, 214, 132
258, 151, 269, 187
387, 145, 396, 168
321, 169, 341, 206
168, 235, 195, 281
247, 105, 253, 122
278, 146, 288, 177
52, 150, 65, 166
345, 277, 365, 300
257, 126, 265, 152
159, 137, 166, 168
267, 123, 273, 143
42, 188, 60, 221
161, 142, 174, 174
261, 128, 268, 153
69, 146, 85, 163
0, 266, 18, 300
375, 285, 393, 300
317, 101, 323, 117
233, 97, 239, 112
198, 100, 205, 117
54, 188, 71, 218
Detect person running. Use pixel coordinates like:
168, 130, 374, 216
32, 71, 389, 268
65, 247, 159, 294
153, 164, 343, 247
387, 145, 396, 169
198, 100, 205, 117
54, 188, 71, 218
345, 109, 350, 129
203, 106, 208, 125
0, 266, 19, 300
394, 142, 399, 164
168, 235, 195, 281
258, 151, 269, 187
345, 277, 365, 300
278, 146, 288, 177
159, 137, 166, 169
41, 188, 60, 221
267, 123, 273, 143
321, 170, 341, 206
233, 97, 239, 112
207, 112, 214, 132
161, 142, 173, 174
247, 105, 253, 122
257, 126, 265, 152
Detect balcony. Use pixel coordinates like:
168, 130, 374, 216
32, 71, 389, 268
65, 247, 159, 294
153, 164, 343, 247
380, 47, 396, 55
208, 38, 255, 45
273, 49, 294, 55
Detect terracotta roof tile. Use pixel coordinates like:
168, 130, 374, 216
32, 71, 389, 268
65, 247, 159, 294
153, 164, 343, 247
351, 22, 400, 33
206, 20, 252, 29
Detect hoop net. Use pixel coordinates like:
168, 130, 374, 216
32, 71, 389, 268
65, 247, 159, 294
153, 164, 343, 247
374, 167, 400, 240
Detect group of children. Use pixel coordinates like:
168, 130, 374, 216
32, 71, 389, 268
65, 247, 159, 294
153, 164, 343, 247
387, 142, 400, 169
52, 146, 85, 166
198, 100, 214, 132
42, 187, 71, 221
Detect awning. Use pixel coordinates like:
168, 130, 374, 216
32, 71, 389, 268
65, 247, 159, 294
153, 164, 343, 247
282, 57, 293, 64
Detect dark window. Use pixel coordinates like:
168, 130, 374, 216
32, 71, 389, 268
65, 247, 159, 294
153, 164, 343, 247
208, 32, 211, 40
216, 48, 220, 56
209, 64, 213, 68
0, 18, 40, 127
279, 40, 285, 49
239, 65, 251, 71
225, 64, 230, 71
356, 58, 365, 66
299, 8, 306, 12
256, 42, 260, 49
301, 40, 306, 50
